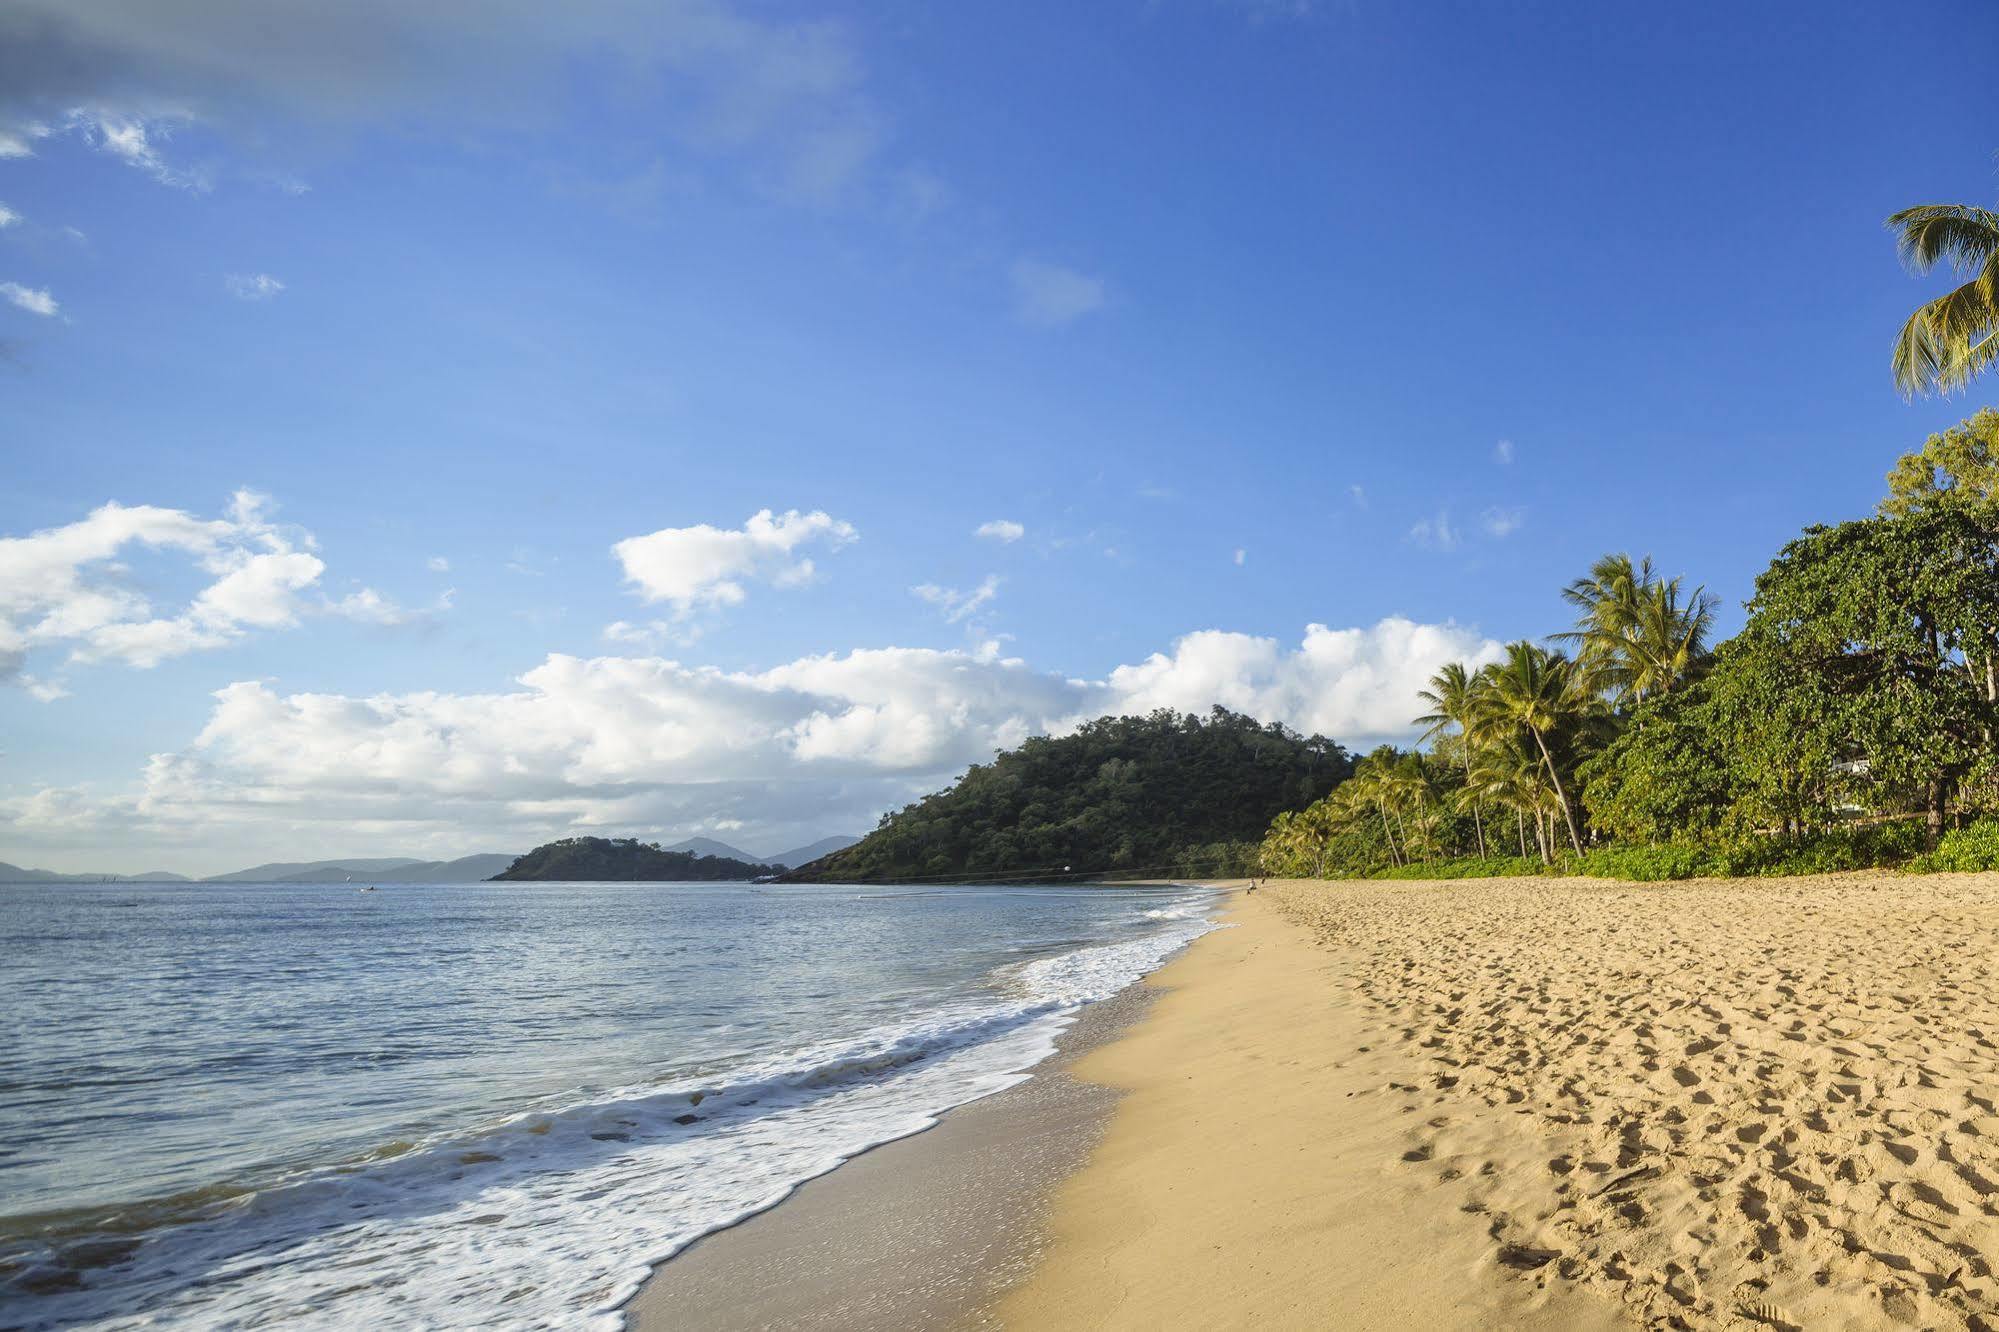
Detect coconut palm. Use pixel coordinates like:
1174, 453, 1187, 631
1465, 730, 1555, 862
1889, 201, 1999, 397
1477, 641, 1588, 854
1559, 553, 1715, 704
1415, 661, 1490, 856
1625, 577, 1717, 699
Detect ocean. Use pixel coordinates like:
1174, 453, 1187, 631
0, 879, 1220, 1329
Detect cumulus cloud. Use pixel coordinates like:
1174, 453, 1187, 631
0, 204, 18, 227
1, 282, 58, 317
912, 575, 1001, 624
1407, 510, 1459, 551
1494, 438, 1515, 464
613, 508, 856, 614
1233, 548, 1247, 566
0, 617, 1504, 865
427, 555, 451, 573
975, 519, 1024, 543
1010, 259, 1105, 327
1481, 506, 1525, 538
225, 272, 284, 300
1107, 619, 1504, 744
0, 490, 325, 688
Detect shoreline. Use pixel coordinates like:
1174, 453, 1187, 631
994, 889, 1624, 1331
621, 925, 1177, 1330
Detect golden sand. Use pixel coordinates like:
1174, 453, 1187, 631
1001, 874, 1999, 1331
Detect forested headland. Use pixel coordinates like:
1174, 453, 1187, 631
792, 708, 1349, 882
493, 837, 777, 881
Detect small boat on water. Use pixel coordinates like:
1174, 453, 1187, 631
360, 885, 379, 893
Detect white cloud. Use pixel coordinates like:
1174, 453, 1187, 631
1, 283, 58, 317
1347, 484, 1367, 508
612, 508, 856, 614
1407, 510, 1459, 551
63, 107, 209, 190
1010, 259, 1106, 327
329, 586, 453, 627
1494, 438, 1515, 464
0, 617, 1505, 865
912, 575, 1001, 624
1106, 619, 1504, 744
0, 490, 327, 687
427, 556, 451, 573
975, 519, 1024, 544
1481, 506, 1525, 538
0, 204, 18, 228
1233, 548, 1247, 566
225, 272, 284, 301
0, 124, 50, 159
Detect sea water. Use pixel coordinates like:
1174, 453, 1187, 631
0, 879, 1220, 1329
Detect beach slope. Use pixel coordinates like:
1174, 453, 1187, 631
1008, 874, 1999, 1332
997, 890, 1622, 1331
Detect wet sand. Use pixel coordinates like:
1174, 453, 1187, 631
623, 983, 1156, 1331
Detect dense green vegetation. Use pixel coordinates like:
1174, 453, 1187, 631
795, 708, 1349, 883
1261, 409, 1999, 883
494, 837, 775, 881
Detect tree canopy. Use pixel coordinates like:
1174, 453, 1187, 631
494, 837, 776, 881
796, 707, 1349, 882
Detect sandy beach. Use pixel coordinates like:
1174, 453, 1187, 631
1003, 874, 1999, 1331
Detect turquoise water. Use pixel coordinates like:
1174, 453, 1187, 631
0, 879, 1217, 1329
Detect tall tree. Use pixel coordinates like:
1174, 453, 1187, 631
1888, 201, 1999, 397
1739, 512, 1999, 848
1478, 641, 1591, 854
1415, 661, 1490, 856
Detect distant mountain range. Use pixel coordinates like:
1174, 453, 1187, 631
0, 836, 862, 884
663, 835, 860, 869
0, 862, 192, 883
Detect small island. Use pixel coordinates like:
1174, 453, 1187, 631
492, 837, 777, 881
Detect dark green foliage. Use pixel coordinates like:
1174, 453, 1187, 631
1580, 680, 1734, 843
798, 708, 1349, 882
1910, 819, 1999, 872
494, 837, 775, 881
1562, 824, 1925, 881
1736, 512, 1999, 847
1369, 855, 1541, 880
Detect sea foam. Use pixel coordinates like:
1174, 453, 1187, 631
4, 897, 1219, 1331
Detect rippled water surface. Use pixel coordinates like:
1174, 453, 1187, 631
0, 879, 1216, 1328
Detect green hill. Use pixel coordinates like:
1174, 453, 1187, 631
795, 708, 1351, 883
492, 837, 776, 881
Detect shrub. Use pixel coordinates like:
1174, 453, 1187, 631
1369, 855, 1543, 880
1910, 819, 1999, 873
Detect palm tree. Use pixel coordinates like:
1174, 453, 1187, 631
1625, 577, 1717, 699
1559, 553, 1715, 704
1478, 641, 1588, 854
1465, 730, 1554, 863
1415, 661, 1489, 856
1889, 201, 1999, 397
1558, 553, 1654, 697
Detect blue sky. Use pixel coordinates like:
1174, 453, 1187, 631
3, 1, 1996, 873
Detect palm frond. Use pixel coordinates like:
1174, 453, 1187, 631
1887, 204, 1999, 275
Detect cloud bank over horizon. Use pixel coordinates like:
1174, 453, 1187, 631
1, 586, 1501, 873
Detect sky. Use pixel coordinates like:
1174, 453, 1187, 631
3, 1, 1997, 874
